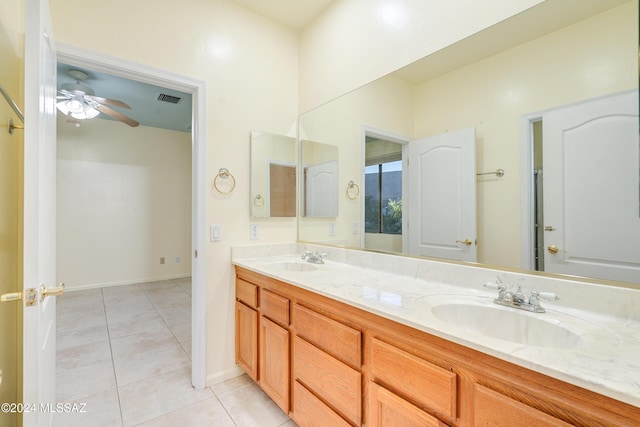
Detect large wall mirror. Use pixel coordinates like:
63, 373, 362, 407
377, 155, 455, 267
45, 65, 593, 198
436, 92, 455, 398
250, 130, 296, 218
298, 0, 640, 287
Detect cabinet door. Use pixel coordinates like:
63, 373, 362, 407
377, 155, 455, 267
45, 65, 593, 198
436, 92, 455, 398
474, 384, 573, 427
260, 316, 290, 413
236, 301, 258, 380
368, 382, 448, 427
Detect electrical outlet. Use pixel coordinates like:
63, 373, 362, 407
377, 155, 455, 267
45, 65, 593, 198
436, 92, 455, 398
329, 223, 336, 236
160, 257, 165, 264
175, 256, 181, 263
250, 224, 260, 240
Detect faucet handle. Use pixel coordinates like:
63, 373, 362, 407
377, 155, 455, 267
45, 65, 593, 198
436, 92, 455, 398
534, 291, 559, 301
301, 250, 313, 259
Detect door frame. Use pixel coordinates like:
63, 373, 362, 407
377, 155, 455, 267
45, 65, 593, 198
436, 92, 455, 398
360, 126, 410, 251
56, 43, 208, 389
520, 112, 542, 271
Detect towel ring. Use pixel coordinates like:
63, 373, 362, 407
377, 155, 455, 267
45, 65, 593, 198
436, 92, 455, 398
254, 194, 265, 207
346, 180, 360, 200
213, 168, 236, 194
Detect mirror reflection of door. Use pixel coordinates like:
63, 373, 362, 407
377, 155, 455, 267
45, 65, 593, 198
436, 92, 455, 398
535, 90, 640, 283
269, 163, 296, 217
303, 160, 338, 217
407, 128, 477, 263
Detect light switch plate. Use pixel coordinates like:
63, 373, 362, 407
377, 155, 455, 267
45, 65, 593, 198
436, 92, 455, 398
211, 225, 221, 242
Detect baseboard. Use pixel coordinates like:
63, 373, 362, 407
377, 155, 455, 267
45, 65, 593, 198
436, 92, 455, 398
62, 274, 192, 292
207, 366, 245, 386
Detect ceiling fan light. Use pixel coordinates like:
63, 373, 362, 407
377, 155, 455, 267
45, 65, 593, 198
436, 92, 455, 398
67, 98, 84, 114
69, 104, 100, 120
56, 101, 70, 115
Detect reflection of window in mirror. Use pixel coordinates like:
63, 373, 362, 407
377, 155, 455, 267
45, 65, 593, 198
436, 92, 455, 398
269, 163, 296, 217
364, 138, 403, 252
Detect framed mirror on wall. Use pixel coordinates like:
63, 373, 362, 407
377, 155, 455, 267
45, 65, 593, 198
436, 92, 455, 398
297, 0, 640, 287
250, 130, 296, 218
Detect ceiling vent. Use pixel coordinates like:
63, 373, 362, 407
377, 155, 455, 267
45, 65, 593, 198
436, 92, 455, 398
157, 93, 182, 104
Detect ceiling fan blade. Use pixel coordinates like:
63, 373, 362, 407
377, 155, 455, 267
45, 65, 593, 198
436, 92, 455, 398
95, 103, 140, 127
85, 94, 132, 110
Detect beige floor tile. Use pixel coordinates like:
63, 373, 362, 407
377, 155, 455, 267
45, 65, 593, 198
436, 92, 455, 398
57, 305, 107, 334
155, 304, 191, 326
107, 311, 169, 339
134, 396, 235, 427
180, 340, 192, 359
57, 323, 110, 350
56, 359, 116, 402
105, 303, 158, 326
113, 341, 190, 386
118, 367, 213, 426
57, 288, 104, 309
57, 339, 112, 370
168, 321, 191, 342
53, 387, 122, 427
216, 380, 289, 427
110, 327, 176, 360
211, 373, 254, 396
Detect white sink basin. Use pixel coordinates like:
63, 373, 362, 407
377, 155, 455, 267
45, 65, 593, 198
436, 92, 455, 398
269, 261, 319, 272
431, 303, 583, 349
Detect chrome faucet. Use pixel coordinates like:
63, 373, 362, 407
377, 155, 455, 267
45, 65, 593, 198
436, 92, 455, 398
301, 251, 327, 264
483, 278, 558, 313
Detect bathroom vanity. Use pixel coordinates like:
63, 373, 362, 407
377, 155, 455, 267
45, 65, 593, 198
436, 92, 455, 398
232, 245, 640, 426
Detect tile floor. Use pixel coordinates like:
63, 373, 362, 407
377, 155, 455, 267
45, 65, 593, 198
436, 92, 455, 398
55, 278, 296, 427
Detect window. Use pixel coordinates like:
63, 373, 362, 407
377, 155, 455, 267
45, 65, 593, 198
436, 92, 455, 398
365, 160, 402, 234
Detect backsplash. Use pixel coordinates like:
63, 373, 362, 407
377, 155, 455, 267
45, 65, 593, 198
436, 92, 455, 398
232, 242, 640, 322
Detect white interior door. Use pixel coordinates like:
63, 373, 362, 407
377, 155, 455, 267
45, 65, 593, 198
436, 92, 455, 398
543, 90, 640, 283
407, 128, 477, 262
23, 0, 58, 424
305, 160, 338, 217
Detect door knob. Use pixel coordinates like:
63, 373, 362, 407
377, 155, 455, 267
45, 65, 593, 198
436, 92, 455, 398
548, 245, 559, 254
456, 239, 472, 246
40, 283, 65, 301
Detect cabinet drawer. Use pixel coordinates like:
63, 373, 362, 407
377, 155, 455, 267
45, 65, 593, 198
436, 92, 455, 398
294, 336, 361, 425
294, 304, 361, 367
474, 384, 572, 427
370, 338, 457, 419
236, 278, 258, 308
261, 289, 289, 326
368, 382, 449, 427
293, 381, 351, 427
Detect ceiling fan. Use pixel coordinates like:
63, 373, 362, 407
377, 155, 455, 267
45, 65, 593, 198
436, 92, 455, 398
56, 69, 139, 127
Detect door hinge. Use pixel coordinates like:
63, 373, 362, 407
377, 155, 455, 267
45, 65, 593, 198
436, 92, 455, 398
194, 249, 198, 258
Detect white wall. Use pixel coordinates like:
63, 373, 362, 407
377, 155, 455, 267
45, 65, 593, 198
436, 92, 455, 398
298, 0, 544, 112
50, 0, 298, 384
57, 117, 192, 290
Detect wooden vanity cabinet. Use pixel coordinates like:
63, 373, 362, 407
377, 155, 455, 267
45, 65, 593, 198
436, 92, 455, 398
235, 279, 258, 380
259, 289, 291, 413
234, 267, 640, 427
